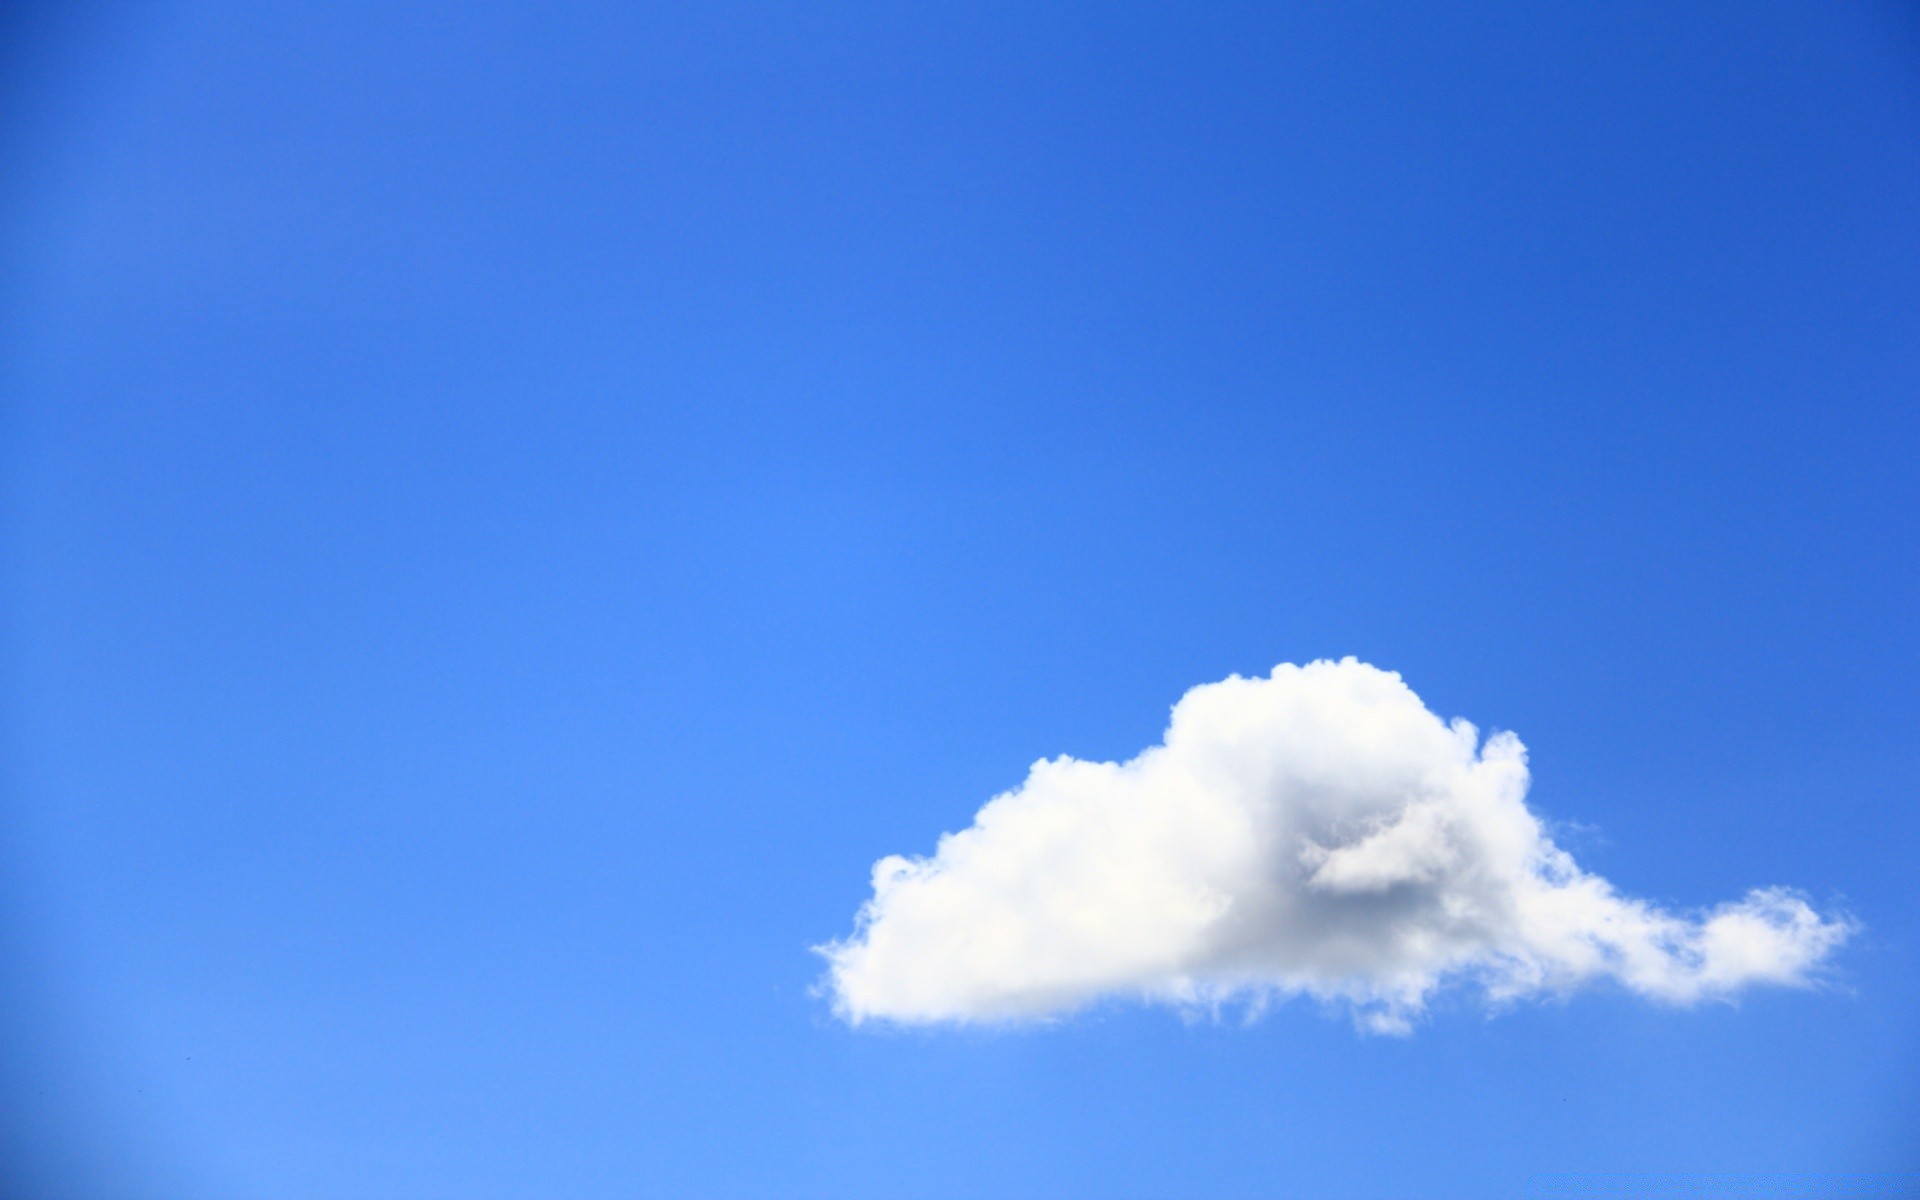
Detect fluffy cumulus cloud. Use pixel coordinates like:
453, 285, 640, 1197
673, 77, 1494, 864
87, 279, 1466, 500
818, 659, 1851, 1032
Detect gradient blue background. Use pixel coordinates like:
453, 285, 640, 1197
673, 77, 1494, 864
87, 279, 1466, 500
4, 3, 1917, 1196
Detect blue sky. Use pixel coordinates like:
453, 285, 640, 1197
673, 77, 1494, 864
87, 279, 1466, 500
2, 2, 1917, 1196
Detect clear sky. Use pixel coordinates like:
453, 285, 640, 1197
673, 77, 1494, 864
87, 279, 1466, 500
3, 3, 1917, 1197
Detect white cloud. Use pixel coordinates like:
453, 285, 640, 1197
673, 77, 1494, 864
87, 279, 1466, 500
817, 659, 1851, 1032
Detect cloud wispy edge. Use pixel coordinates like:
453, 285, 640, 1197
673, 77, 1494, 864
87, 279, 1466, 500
817, 659, 1852, 1033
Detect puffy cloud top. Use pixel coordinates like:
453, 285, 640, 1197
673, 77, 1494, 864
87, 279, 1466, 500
818, 659, 1850, 1032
